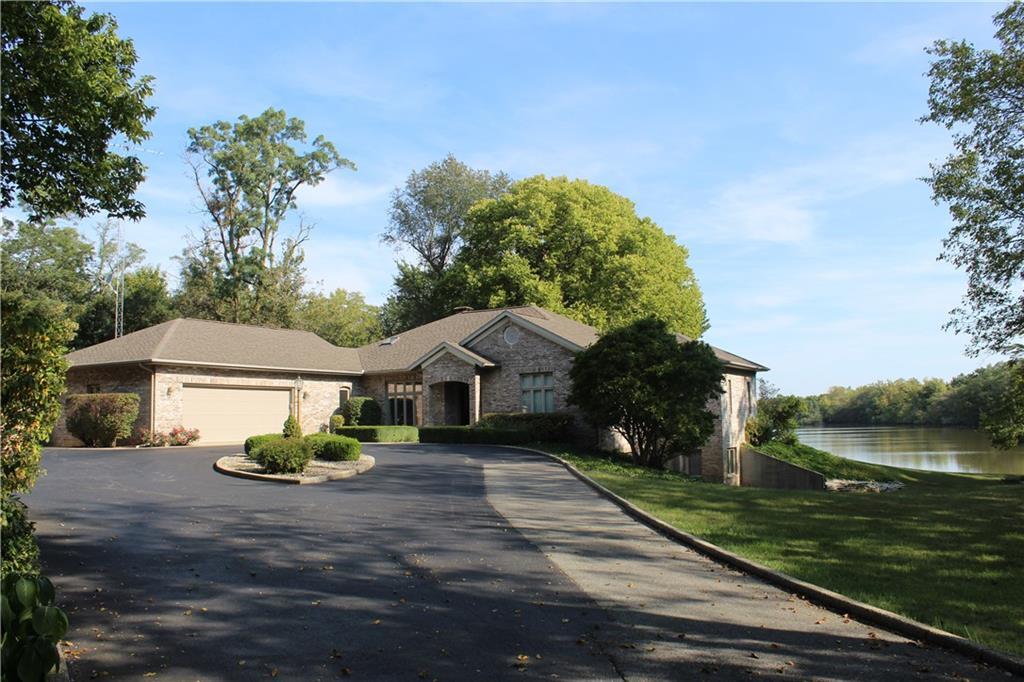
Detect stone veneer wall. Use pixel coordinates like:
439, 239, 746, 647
694, 370, 757, 483
421, 354, 481, 425
470, 322, 580, 421
152, 366, 357, 436
52, 365, 153, 446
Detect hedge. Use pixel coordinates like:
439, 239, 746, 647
251, 436, 313, 474
418, 427, 532, 445
335, 426, 419, 443
244, 433, 280, 457
305, 433, 361, 461
341, 397, 383, 426
477, 412, 574, 441
65, 393, 140, 447
1, 496, 39, 578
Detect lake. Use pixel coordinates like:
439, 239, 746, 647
795, 425, 1024, 475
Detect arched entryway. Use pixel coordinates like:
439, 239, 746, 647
439, 381, 470, 425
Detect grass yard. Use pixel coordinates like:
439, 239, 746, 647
538, 443, 1024, 657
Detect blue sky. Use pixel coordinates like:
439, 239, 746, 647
85, 1, 1006, 395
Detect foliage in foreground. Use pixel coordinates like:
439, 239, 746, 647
570, 317, 723, 468
1, 574, 69, 682
539, 444, 1024, 657
0, 498, 39, 579
282, 415, 302, 439
0, 0, 155, 220
64, 393, 140, 447
922, 2, 1024, 356
0, 292, 76, 493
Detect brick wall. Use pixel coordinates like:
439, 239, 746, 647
52, 365, 153, 446
421, 354, 480, 425
359, 372, 423, 425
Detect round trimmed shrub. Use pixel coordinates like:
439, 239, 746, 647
252, 437, 313, 474
65, 393, 140, 446
329, 413, 345, 433
306, 434, 361, 461
244, 433, 280, 457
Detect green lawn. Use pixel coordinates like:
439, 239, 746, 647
537, 444, 1024, 657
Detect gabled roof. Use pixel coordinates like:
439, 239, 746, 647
67, 307, 767, 375
66, 318, 363, 374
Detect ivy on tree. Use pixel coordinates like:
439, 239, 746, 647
1, 0, 155, 219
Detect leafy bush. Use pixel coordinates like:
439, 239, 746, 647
282, 415, 302, 439
329, 414, 345, 433
304, 434, 361, 461
252, 437, 313, 474
342, 397, 382, 426
477, 412, 573, 441
1, 292, 76, 494
747, 395, 804, 446
336, 426, 419, 442
64, 393, 140, 447
1, 497, 38, 579
139, 428, 169, 447
244, 433, 280, 457
419, 427, 532, 445
1, 573, 69, 681
167, 426, 200, 446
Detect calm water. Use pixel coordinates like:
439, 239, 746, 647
795, 425, 1024, 475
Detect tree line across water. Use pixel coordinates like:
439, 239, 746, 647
797, 362, 1024, 449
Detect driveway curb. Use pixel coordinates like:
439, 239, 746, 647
505, 445, 1024, 677
213, 454, 375, 484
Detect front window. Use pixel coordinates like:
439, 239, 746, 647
520, 372, 554, 413
386, 381, 421, 425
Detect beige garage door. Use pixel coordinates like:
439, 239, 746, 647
182, 386, 292, 444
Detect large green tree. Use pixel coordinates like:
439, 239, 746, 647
0, 217, 93, 313
297, 289, 382, 347
177, 109, 354, 327
74, 267, 176, 349
923, 3, 1024, 356
448, 176, 708, 337
570, 317, 723, 468
1, 1, 154, 219
381, 155, 510, 334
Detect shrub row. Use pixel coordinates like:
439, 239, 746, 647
477, 412, 573, 441
418, 427, 532, 445
335, 425, 419, 443
64, 393, 140, 447
250, 437, 313, 474
305, 433, 362, 461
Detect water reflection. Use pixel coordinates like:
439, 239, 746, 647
795, 426, 1024, 475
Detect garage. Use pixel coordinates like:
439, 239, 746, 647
182, 385, 292, 444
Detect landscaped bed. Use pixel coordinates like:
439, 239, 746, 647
214, 452, 375, 484
536, 442, 1024, 658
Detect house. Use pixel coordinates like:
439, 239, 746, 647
53, 305, 768, 483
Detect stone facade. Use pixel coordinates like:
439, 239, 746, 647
52, 365, 153, 446
153, 366, 357, 435
421, 353, 481, 425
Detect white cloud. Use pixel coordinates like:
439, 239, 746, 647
296, 175, 392, 209
681, 132, 949, 244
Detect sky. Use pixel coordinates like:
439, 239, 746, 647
81, 1, 1008, 395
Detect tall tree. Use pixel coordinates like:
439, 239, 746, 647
448, 175, 709, 338
74, 267, 176, 349
570, 317, 724, 468
0, 217, 93, 314
178, 108, 354, 326
381, 155, 510, 333
297, 289, 382, 347
923, 3, 1024, 356
1, 1, 154, 219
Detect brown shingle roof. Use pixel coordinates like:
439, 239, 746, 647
66, 318, 363, 374
66, 307, 767, 375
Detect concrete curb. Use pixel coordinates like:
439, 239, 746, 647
503, 445, 1024, 677
213, 454, 375, 485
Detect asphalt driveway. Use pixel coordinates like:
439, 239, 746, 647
27, 444, 1006, 681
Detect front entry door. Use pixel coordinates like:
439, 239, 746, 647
443, 382, 470, 425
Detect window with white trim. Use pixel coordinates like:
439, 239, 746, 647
386, 381, 421, 425
520, 372, 555, 413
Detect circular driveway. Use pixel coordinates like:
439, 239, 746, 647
27, 445, 1006, 681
